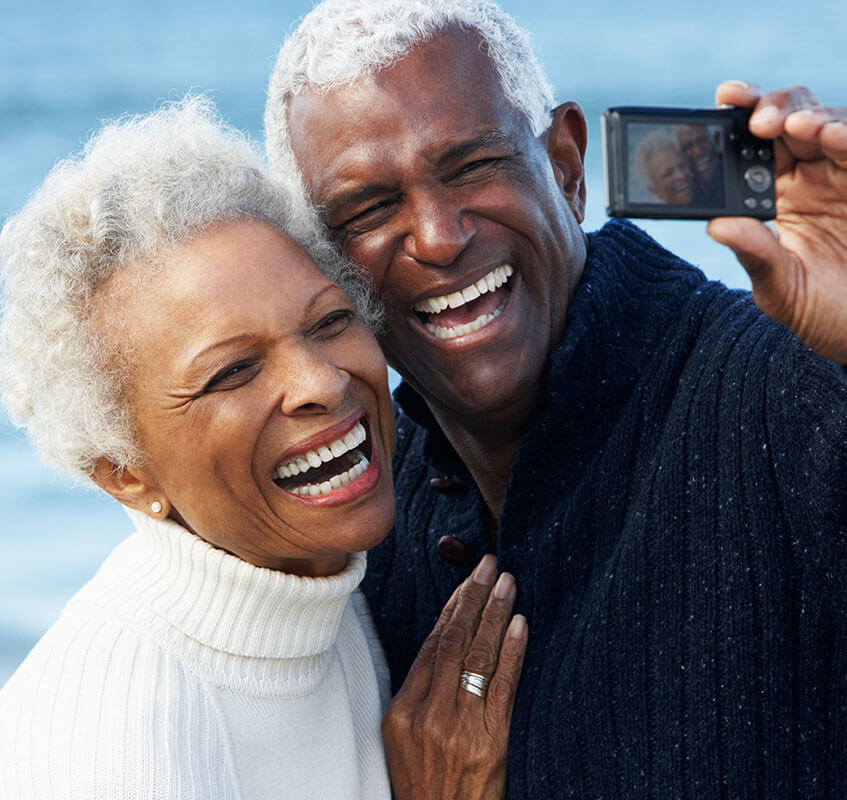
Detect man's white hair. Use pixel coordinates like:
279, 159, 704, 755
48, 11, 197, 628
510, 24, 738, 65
0, 95, 378, 485
264, 0, 555, 207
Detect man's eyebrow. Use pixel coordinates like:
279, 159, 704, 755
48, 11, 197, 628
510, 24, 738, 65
317, 130, 515, 217
319, 182, 396, 217
435, 130, 516, 168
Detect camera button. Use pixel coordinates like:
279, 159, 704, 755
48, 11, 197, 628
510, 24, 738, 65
760, 198, 774, 210
742, 146, 757, 160
744, 165, 773, 193
744, 197, 759, 209
757, 147, 772, 161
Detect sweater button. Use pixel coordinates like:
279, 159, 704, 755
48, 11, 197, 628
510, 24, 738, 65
437, 535, 467, 564
430, 476, 464, 494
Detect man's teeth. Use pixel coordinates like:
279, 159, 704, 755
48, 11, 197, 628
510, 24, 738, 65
413, 264, 514, 314
425, 307, 503, 340
275, 422, 367, 492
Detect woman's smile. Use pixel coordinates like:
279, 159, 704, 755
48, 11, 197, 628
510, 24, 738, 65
273, 411, 382, 505
99, 218, 396, 576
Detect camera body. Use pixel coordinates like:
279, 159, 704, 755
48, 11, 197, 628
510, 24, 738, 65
602, 106, 776, 220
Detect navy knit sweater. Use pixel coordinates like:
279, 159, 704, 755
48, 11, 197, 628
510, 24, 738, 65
362, 220, 847, 798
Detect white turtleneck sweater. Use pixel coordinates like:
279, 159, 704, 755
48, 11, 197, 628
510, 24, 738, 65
0, 510, 392, 800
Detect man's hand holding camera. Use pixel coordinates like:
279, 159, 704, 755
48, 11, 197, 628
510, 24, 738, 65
707, 81, 847, 363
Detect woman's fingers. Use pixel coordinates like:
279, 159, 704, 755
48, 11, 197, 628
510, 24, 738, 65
452, 572, 517, 712
395, 554, 498, 703
483, 614, 528, 732
383, 558, 528, 800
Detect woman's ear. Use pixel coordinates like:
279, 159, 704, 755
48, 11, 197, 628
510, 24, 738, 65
90, 458, 170, 519
546, 101, 588, 223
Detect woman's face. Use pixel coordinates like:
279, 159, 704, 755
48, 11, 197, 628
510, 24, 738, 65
106, 219, 395, 576
647, 146, 695, 205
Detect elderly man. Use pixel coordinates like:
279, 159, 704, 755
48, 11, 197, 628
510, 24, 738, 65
265, 0, 847, 796
674, 123, 724, 204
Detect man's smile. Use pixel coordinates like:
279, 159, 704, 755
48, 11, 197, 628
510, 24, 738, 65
411, 264, 514, 340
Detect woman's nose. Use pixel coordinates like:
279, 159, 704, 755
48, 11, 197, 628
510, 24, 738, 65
279, 355, 351, 417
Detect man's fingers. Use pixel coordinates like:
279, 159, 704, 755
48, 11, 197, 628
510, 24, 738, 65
744, 86, 819, 139
707, 217, 800, 325
707, 217, 781, 283
714, 79, 762, 109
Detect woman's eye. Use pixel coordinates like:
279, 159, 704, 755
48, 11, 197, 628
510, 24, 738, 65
453, 157, 501, 178
204, 360, 258, 393
314, 309, 355, 336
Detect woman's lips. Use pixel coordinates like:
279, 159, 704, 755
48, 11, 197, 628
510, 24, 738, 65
273, 417, 379, 502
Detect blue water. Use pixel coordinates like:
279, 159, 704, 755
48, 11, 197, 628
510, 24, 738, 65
1, 0, 844, 683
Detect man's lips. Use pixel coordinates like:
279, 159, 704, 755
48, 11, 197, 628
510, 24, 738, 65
411, 264, 514, 340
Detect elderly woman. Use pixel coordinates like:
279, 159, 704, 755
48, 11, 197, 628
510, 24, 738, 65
0, 98, 526, 799
632, 128, 696, 205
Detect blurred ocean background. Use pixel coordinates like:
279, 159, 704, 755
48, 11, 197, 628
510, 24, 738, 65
1, 0, 845, 683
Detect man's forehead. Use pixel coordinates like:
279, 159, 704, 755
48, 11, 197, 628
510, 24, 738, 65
287, 31, 528, 195
289, 27, 506, 121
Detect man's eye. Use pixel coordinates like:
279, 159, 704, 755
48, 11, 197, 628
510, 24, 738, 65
333, 199, 397, 235
203, 360, 258, 393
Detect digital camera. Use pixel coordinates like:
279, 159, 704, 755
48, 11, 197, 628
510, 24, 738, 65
602, 106, 776, 220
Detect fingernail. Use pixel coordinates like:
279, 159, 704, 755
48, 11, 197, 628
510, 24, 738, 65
472, 554, 497, 586
726, 79, 755, 91
493, 572, 514, 600
751, 106, 780, 126
507, 614, 527, 639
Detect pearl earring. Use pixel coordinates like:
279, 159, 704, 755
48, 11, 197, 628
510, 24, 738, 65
150, 501, 163, 514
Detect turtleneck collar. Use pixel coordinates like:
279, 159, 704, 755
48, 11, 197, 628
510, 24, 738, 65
99, 508, 367, 661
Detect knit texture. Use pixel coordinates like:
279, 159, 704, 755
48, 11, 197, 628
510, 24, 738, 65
0, 509, 392, 800
362, 219, 847, 799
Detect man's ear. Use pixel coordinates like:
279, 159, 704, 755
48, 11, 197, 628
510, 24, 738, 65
91, 458, 170, 519
546, 101, 588, 223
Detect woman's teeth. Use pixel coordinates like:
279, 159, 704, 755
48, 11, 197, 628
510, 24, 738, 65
275, 422, 370, 496
287, 455, 369, 497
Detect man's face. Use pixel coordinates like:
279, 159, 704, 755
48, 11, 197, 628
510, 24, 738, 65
647, 147, 695, 204
287, 29, 587, 433
675, 125, 718, 183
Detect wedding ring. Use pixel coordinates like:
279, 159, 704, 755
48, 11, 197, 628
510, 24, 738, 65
459, 670, 489, 698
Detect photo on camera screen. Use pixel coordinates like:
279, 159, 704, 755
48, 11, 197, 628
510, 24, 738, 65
627, 122, 725, 208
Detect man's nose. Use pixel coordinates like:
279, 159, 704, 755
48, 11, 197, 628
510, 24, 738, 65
402, 191, 475, 267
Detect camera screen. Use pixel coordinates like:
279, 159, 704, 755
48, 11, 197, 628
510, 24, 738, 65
627, 122, 725, 208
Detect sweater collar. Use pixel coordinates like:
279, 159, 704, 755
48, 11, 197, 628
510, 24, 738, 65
117, 508, 366, 660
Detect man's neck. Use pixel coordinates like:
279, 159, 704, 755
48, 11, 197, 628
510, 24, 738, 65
428, 390, 540, 523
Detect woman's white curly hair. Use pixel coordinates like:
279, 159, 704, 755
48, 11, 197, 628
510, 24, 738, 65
0, 95, 379, 485
264, 0, 554, 207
